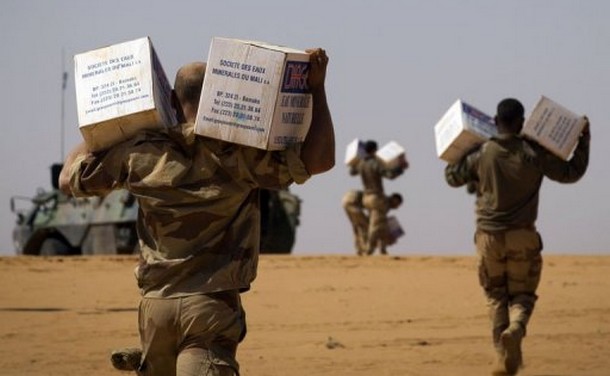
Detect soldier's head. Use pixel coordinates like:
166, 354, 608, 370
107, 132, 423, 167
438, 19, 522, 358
173, 62, 206, 123
388, 193, 403, 209
495, 98, 525, 134
364, 140, 378, 155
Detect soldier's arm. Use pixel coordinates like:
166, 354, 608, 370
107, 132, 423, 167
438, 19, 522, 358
59, 141, 89, 196
444, 148, 480, 188
300, 48, 335, 176
537, 118, 590, 183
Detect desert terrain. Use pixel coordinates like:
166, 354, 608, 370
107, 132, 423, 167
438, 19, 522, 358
0, 254, 609, 376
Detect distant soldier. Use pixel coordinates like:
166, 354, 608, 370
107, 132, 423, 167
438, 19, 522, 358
350, 140, 407, 255
342, 189, 403, 255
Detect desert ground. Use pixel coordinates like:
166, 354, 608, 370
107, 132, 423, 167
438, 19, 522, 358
0, 254, 609, 376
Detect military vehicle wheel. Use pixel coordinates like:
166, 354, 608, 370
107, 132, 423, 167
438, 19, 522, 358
39, 238, 72, 256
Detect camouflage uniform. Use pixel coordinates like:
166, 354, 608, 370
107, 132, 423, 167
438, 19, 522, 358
343, 190, 401, 255
342, 190, 368, 254
67, 123, 310, 375
350, 155, 399, 255
445, 132, 589, 362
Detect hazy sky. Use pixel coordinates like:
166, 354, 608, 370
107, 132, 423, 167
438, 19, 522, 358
1, 0, 608, 256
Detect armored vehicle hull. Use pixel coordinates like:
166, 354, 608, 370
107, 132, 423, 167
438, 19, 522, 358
11, 164, 300, 255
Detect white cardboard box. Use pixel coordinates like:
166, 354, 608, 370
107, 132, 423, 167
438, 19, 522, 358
345, 138, 366, 166
74, 37, 176, 152
522, 96, 586, 160
376, 141, 408, 170
387, 216, 404, 244
195, 38, 313, 150
434, 99, 497, 163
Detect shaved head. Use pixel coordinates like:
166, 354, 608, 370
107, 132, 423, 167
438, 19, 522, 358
173, 62, 206, 122
174, 62, 206, 107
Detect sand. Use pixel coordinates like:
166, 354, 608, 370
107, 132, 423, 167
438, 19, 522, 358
0, 254, 608, 376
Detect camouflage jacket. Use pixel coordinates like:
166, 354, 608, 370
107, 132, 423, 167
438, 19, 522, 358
68, 123, 310, 297
350, 156, 399, 195
445, 133, 589, 232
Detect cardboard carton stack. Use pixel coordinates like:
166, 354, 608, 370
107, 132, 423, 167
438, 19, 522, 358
434, 99, 496, 163
74, 37, 176, 152
522, 96, 586, 160
195, 38, 313, 150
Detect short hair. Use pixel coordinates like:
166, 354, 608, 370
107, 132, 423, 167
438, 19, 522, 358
389, 193, 403, 206
174, 62, 206, 107
364, 140, 378, 153
496, 98, 525, 124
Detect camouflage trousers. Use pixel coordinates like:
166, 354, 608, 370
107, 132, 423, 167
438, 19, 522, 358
363, 193, 389, 255
137, 290, 245, 376
342, 192, 369, 254
475, 228, 543, 354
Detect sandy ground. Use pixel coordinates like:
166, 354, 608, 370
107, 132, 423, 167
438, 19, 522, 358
0, 254, 609, 376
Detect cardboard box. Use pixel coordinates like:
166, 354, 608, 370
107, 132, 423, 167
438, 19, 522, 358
376, 141, 408, 170
74, 37, 176, 152
195, 37, 313, 150
434, 99, 497, 163
387, 216, 404, 245
522, 96, 586, 160
345, 138, 366, 166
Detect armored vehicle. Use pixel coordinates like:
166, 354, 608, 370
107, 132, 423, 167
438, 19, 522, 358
11, 164, 301, 256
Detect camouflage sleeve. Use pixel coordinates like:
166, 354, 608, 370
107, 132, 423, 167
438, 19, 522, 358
444, 149, 480, 188
240, 143, 311, 189
534, 135, 590, 183
70, 129, 193, 197
67, 153, 90, 197
283, 144, 310, 184
68, 144, 130, 197
382, 165, 404, 179
348, 163, 359, 176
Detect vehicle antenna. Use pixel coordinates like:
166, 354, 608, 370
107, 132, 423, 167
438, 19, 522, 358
61, 48, 69, 161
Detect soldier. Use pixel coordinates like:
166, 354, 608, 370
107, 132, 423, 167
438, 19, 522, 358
59, 49, 334, 376
342, 190, 403, 255
444, 98, 590, 375
350, 140, 407, 255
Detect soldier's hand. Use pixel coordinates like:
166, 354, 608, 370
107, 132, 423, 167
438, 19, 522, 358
306, 48, 328, 90
399, 156, 409, 171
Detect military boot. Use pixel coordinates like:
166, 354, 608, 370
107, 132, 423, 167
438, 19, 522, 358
488, 297, 510, 374
499, 323, 524, 375
111, 347, 142, 372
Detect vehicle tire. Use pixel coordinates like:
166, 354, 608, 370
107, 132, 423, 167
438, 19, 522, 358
39, 238, 72, 256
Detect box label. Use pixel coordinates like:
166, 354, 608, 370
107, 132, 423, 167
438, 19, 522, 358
434, 99, 496, 163
75, 39, 154, 127
74, 37, 176, 151
196, 38, 312, 150
527, 107, 579, 150
522, 96, 585, 160
197, 40, 282, 142
281, 61, 309, 93
462, 102, 496, 138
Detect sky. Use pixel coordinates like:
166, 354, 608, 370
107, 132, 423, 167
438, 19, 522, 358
1, 0, 608, 256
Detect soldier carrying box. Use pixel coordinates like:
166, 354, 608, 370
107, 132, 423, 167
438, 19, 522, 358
347, 139, 408, 255
443, 97, 590, 375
